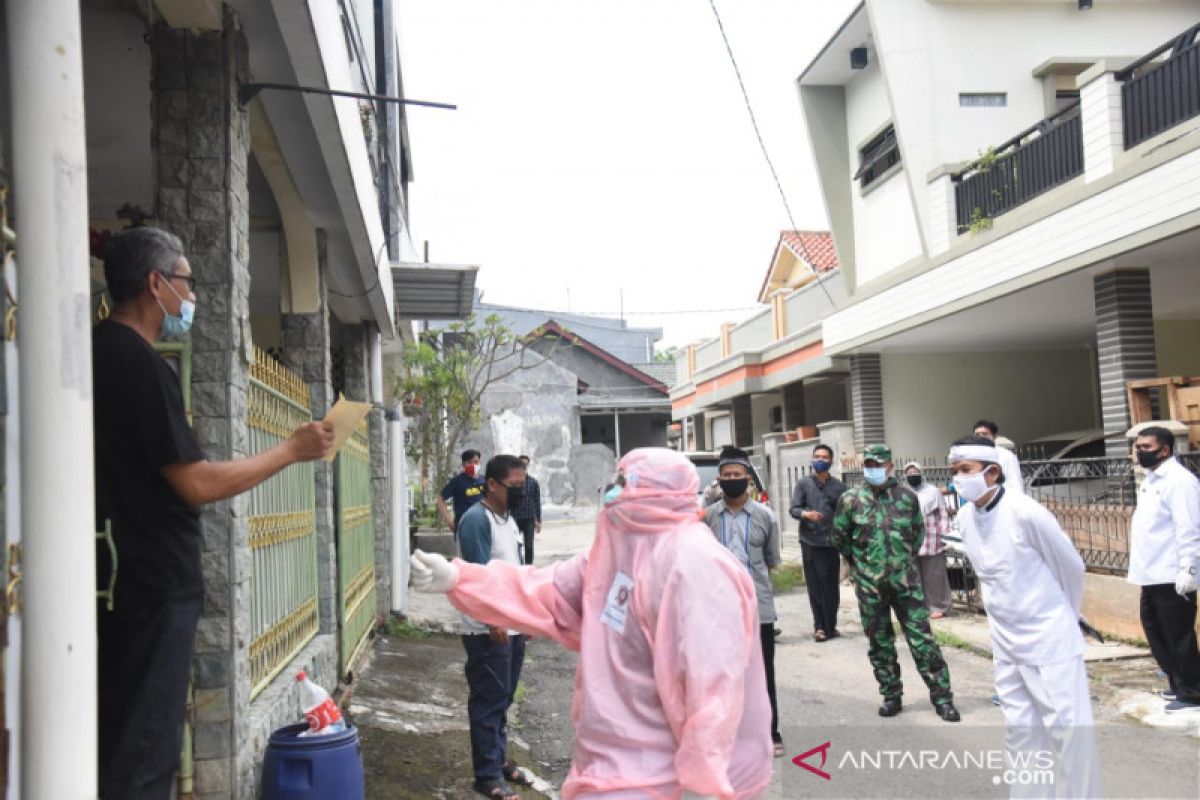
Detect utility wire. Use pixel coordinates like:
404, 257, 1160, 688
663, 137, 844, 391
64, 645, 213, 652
705, 0, 837, 309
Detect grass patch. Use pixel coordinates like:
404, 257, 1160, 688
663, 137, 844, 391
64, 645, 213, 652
771, 563, 806, 594
513, 680, 529, 705
385, 617, 430, 639
932, 628, 990, 658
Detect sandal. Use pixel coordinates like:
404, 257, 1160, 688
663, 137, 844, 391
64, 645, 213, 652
773, 741, 785, 758
814, 629, 828, 642
473, 777, 519, 800
502, 761, 534, 787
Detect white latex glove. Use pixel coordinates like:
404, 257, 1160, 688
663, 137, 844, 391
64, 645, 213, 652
410, 550, 459, 593
681, 793, 718, 800
1176, 562, 1198, 596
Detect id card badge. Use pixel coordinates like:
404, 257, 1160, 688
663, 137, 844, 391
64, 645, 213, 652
600, 571, 635, 634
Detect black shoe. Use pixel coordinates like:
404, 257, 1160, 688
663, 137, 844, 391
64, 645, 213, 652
827, 629, 841, 640
936, 702, 961, 722
1161, 689, 1178, 701
773, 626, 782, 639
878, 698, 903, 717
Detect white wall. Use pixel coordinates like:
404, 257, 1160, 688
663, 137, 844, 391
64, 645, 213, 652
845, 60, 924, 286
82, 3, 153, 220
880, 349, 1099, 460
867, 0, 1200, 249
710, 413, 732, 449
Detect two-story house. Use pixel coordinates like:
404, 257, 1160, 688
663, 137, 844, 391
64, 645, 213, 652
801, 0, 1200, 460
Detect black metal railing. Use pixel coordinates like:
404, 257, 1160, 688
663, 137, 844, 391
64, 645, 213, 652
1117, 22, 1200, 149
953, 103, 1084, 233
838, 453, 1200, 578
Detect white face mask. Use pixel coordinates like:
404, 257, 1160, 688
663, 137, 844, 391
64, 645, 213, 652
953, 466, 995, 503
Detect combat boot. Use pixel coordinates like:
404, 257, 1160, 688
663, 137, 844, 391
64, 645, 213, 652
935, 702, 961, 722
878, 698, 902, 717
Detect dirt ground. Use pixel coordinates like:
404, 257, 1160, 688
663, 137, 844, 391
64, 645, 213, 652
348, 629, 578, 799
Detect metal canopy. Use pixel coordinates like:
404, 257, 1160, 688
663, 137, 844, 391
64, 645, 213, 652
390, 261, 479, 320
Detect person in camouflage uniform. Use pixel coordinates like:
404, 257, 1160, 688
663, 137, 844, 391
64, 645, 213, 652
832, 443, 961, 722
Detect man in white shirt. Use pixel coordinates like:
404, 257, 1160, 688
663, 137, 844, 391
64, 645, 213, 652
973, 420, 1025, 496
456, 454, 532, 798
1129, 426, 1200, 712
949, 435, 1100, 798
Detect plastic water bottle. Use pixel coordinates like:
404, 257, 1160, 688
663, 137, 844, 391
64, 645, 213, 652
296, 671, 346, 736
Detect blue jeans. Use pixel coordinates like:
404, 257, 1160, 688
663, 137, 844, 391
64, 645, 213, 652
462, 633, 526, 781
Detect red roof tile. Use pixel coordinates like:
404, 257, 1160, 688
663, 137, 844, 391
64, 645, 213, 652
780, 231, 838, 273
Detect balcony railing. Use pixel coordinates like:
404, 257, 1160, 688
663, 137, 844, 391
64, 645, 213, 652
1117, 22, 1200, 150
953, 103, 1084, 233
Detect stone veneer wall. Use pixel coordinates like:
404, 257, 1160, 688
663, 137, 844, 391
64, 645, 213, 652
152, 14, 344, 798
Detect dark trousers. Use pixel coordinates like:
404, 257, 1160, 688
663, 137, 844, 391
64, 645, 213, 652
516, 518, 536, 565
1140, 583, 1200, 702
760, 623, 781, 743
463, 633, 526, 780
98, 596, 203, 800
801, 542, 842, 634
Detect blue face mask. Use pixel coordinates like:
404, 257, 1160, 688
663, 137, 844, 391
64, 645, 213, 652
863, 466, 888, 486
603, 484, 624, 505
157, 277, 195, 339
811, 459, 831, 473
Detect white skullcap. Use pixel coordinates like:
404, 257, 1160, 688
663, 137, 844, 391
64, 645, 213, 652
948, 444, 999, 464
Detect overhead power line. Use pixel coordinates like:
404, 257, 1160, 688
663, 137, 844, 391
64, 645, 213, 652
705, 0, 837, 309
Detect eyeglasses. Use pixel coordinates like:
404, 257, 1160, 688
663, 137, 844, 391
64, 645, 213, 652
158, 270, 196, 292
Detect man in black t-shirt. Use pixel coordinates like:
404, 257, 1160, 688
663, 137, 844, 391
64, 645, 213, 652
93, 227, 334, 800
438, 448, 486, 535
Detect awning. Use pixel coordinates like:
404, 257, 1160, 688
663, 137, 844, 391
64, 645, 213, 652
390, 262, 478, 320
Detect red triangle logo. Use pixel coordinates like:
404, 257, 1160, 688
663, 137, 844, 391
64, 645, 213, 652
792, 741, 832, 780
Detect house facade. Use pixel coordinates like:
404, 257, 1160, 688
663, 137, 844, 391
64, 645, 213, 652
0, 1, 458, 796
670, 0, 1200, 530
419, 302, 672, 507
802, 0, 1200, 462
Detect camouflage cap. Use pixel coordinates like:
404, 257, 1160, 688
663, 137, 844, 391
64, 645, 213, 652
863, 444, 892, 463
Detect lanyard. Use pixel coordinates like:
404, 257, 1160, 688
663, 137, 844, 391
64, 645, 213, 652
720, 510, 753, 574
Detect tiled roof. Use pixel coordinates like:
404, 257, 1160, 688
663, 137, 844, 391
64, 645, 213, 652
631, 362, 678, 385
780, 231, 838, 273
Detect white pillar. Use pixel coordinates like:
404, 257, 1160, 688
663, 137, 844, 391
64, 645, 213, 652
926, 169, 959, 256
6, 1, 96, 797
390, 410, 410, 614
614, 411, 622, 459
1080, 67, 1125, 183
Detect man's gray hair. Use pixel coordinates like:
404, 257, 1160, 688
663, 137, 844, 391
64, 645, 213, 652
102, 226, 186, 304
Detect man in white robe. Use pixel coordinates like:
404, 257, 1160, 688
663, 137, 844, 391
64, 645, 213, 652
949, 435, 1100, 799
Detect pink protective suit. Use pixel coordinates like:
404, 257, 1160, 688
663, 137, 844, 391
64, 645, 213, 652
446, 448, 772, 799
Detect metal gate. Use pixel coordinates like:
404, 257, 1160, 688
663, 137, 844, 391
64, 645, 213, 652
247, 349, 319, 697
337, 420, 375, 674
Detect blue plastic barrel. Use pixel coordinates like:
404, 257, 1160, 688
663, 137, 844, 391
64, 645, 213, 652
261, 723, 366, 800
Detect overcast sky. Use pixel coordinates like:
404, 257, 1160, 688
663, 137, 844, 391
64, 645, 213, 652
396, 0, 859, 351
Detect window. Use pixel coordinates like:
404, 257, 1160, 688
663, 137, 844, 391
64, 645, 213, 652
959, 92, 1007, 107
854, 125, 900, 190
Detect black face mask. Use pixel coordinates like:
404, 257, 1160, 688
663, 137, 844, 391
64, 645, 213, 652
906, 474, 923, 488
505, 484, 526, 507
1136, 447, 1167, 470
719, 478, 749, 499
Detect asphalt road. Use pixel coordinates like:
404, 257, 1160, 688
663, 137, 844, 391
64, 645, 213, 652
383, 514, 1200, 799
